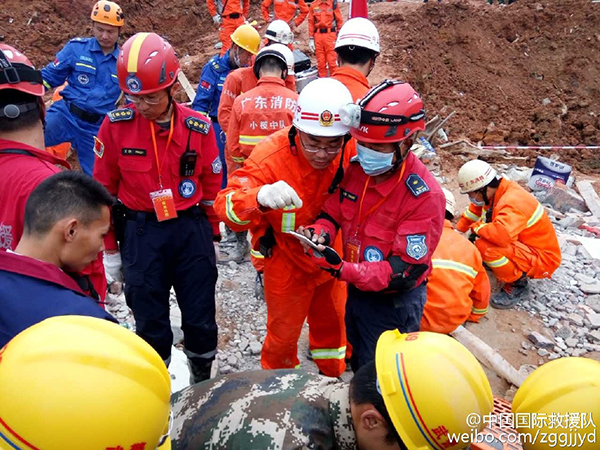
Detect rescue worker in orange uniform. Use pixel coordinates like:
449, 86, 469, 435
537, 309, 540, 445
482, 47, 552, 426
207, 0, 250, 56
300, 80, 445, 372
225, 44, 298, 296
261, 0, 308, 31
308, 0, 343, 78
332, 18, 380, 102
456, 159, 561, 309
93, 33, 221, 383
214, 79, 354, 377
421, 188, 490, 334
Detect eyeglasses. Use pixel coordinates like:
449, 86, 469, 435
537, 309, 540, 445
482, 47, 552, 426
125, 93, 167, 106
300, 137, 342, 155
156, 411, 173, 448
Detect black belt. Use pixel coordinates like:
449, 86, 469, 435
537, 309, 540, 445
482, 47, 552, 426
317, 27, 336, 33
210, 116, 219, 125
67, 102, 103, 124
124, 204, 204, 222
224, 12, 241, 18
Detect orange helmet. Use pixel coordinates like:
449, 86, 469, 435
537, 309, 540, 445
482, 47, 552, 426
91, 1, 125, 27
0, 44, 44, 97
117, 33, 180, 95
341, 80, 426, 144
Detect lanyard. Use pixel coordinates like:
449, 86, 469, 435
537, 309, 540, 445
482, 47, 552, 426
354, 161, 407, 236
149, 114, 175, 189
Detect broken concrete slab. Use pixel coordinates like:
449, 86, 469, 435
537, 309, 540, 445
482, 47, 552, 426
567, 313, 585, 327
528, 331, 554, 349
586, 295, 600, 313
580, 283, 600, 295
587, 312, 600, 329
537, 185, 588, 213
575, 180, 600, 218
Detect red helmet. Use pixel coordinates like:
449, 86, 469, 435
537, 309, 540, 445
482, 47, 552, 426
343, 80, 426, 144
117, 33, 180, 95
0, 44, 44, 97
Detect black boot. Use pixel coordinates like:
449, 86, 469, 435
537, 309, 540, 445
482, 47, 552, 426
188, 357, 213, 385
491, 273, 530, 309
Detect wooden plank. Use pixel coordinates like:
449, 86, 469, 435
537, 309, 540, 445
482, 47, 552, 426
177, 71, 197, 103
576, 180, 600, 219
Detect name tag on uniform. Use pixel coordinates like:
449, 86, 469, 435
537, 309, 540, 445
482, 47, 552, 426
150, 189, 178, 222
346, 237, 361, 264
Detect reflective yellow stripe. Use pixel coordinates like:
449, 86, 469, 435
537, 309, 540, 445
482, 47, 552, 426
431, 259, 477, 278
471, 306, 489, 315
310, 346, 347, 360
127, 32, 150, 72
110, 73, 118, 79
75, 62, 96, 70
294, 364, 301, 369
225, 192, 250, 226
463, 209, 479, 222
250, 248, 264, 259
231, 156, 246, 163
239, 135, 267, 146
526, 203, 544, 228
43, 80, 51, 89
485, 256, 509, 268
281, 206, 296, 232
474, 223, 486, 234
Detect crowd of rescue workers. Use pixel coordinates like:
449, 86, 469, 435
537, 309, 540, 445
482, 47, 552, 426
0, 1, 597, 449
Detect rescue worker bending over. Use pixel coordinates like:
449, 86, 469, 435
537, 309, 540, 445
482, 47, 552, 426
0, 43, 108, 303
0, 172, 117, 347
0, 316, 172, 450
456, 159, 561, 309
208, 0, 250, 55
332, 17, 380, 102
214, 79, 354, 377
301, 80, 445, 372
308, 0, 343, 77
93, 33, 221, 384
511, 357, 600, 450
421, 188, 490, 334
42, 1, 125, 175
192, 24, 260, 188
262, 0, 309, 32
171, 330, 494, 450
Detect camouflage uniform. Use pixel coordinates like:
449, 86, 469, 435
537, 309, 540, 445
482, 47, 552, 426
170, 369, 357, 449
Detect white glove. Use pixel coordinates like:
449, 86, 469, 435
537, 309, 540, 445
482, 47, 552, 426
103, 252, 123, 284
213, 14, 221, 24
308, 38, 315, 53
257, 180, 303, 210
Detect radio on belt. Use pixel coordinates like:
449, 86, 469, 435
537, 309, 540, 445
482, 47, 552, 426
180, 149, 197, 177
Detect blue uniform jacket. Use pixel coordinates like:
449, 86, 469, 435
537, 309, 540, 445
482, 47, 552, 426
41, 37, 121, 115
191, 50, 233, 119
0, 251, 117, 347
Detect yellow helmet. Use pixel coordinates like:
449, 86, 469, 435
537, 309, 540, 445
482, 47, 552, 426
91, 1, 125, 27
375, 330, 494, 450
512, 357, 600, 450
0, 316, 171, 450
230, 24, 261, 55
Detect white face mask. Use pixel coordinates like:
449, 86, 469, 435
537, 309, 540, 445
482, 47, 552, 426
469, 196, 486, 207
356, 143, 394, 176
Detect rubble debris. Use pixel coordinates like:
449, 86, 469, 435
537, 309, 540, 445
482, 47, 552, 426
575, 180, 600, 218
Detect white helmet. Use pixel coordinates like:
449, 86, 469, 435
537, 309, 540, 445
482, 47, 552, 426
253, 44, 291, 79
457, 160, 498, 194
335, 17, 380, 53
442, 188, 457, 217
293, 78, 352, 137
265, 20, 294, 45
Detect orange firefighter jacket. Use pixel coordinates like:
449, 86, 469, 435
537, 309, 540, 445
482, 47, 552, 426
421, 220, 490, 334
226, 76, 298, 174
207, 0, 249, 18
261, 0, 309, 26
458, 178, 561, 279
214, 126, 354, 280
331, 66, 369, 102
308, 0, 343, 38
218, 67, 296, 134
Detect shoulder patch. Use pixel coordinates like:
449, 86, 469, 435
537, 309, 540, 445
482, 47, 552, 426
108, 108, 134, 122
185, 116, 210, 134
406, 235, 428, 260
406, 173, 430, 197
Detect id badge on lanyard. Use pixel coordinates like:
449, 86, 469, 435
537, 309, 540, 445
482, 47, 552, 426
150, 118, 178, 221
346, 237, 361, 264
